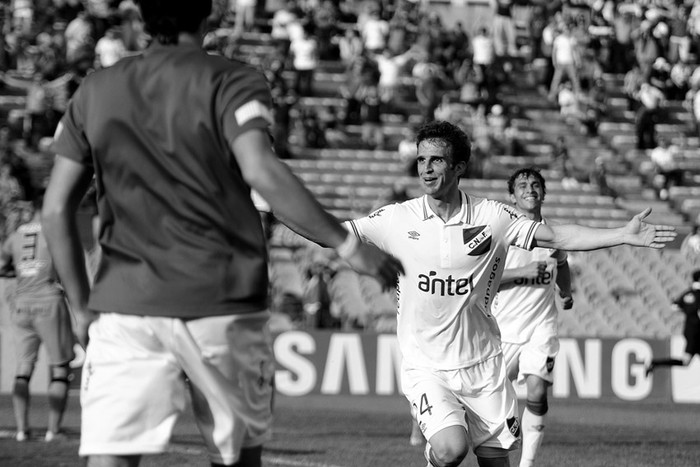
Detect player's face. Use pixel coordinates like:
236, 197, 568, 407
509, 174, 545, 213
416, 139, 465, 200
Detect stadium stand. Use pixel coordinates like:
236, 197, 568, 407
0, 0, 698, 340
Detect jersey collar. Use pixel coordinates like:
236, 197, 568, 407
421, 191, 471, 225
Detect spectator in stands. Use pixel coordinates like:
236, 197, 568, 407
635, 81, 666, 150
337, 28, 363, 70
360, 8, 389, 55
413, 53, 446, 125
548, 22, 581, 102
687, 78, 700, 139
232, 0, 257, 38
668, 3, 690, 64
609, 4, 638, 74
0, 71, 51, 150
552, 136, 578, 190
289, 23, 319, 96
374, 47, 415, 114
471, 27, 497, 106
489, 0, 518, 58
311, 0, 341, 61
633, 19, 662, 81
357, 80, 384, 149
646, 269, 700, 377
64, 9, 94, 65
270, 0, 300, 45
94, 26, 126, 68
649, 136, 684, 200
397, 127, 418, 177
624, 63, 644, 111
649, 56, 673, 98
669, 57, 693, 101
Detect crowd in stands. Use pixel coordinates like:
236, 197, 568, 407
1, 0, 700, 334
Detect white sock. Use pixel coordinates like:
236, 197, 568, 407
519, 407, 546, 467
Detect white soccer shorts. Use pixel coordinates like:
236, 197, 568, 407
402, 355, 521, 451
79, 311, 274, 465
502, 330, 559, 385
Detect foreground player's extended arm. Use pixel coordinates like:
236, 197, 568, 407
41, 156, 94, 347
533, 208, 676, 251
231, 129, 403, 289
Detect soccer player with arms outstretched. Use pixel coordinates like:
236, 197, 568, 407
345, 121, 675, 467
491, 167, 573, 467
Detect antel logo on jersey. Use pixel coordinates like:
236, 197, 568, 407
462, 226, 492, 256
418, 271, 474, 296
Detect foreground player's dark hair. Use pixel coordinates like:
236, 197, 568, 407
507, 167, 547, 196
136, 0, 212, 44
415, 120, 471, 166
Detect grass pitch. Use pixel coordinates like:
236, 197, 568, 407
1, 394, 698, 466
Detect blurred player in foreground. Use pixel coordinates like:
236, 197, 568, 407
41, 1, 403, 466
491, 168, 573, 467
646, 269, 700, 376
345, 121, 676, 467
0, 189, 75, 443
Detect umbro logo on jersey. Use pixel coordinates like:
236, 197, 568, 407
463, 226, 492, 256
408, 231, 420, 240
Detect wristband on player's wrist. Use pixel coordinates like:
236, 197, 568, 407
336, 232, 359, 259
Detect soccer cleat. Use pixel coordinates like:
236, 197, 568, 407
15, 430, 29, 442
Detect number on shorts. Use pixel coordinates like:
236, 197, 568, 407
419, 393, 433, 416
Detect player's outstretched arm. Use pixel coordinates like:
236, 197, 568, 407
42, 155, 96, 348
231, 129, 404, 289
533, 208, 677, 251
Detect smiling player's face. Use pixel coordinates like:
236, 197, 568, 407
509, 174, 545, 214
416, 139, 464, 200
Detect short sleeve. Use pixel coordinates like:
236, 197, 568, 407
344, 204, 396, 251
497, 202, 538, 250
51, 84, 92, 166
219, 65, 274, 147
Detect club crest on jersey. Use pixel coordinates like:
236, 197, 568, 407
463, 226, 492, 256
546, 356, 555, 373
507, 416, 521, 437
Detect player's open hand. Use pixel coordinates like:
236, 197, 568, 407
345, 243, 404, 291
623, 208, 677, 248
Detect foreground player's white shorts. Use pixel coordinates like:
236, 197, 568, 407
402, 355, 520, 451
502, 330, 559, 385
79, 311, 274, 465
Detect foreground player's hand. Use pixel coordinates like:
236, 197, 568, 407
623, 208, 677, 248
72, 307, 98, 348
345, 243, 404, 291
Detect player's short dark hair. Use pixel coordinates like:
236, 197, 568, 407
507, 167, 547, 196
415, 120, 471, 166
693, 269, 700, 283
136, 0, 212, 44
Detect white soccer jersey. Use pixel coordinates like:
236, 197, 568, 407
491, 220, 566, 345
346, 191, 539, 370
